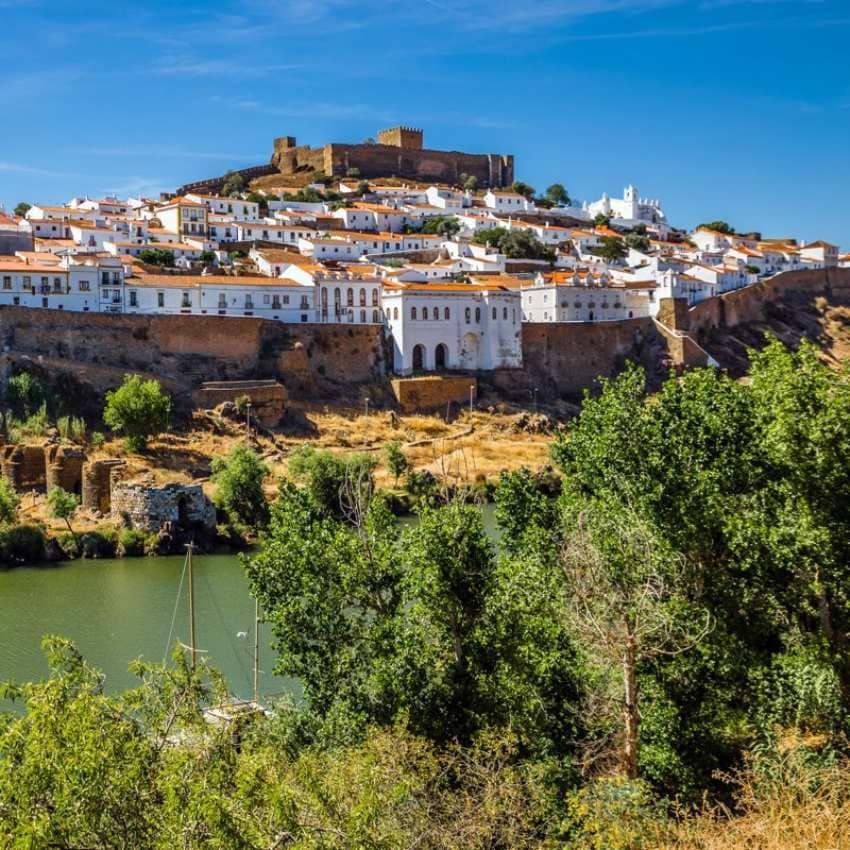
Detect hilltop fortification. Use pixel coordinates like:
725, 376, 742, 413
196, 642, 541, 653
176, 126, 514, 194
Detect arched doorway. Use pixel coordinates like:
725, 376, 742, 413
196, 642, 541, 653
459, 333, 479, 370
412, 344, 425, 371
435, 343, 448, 370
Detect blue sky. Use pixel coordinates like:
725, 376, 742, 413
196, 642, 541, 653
1, 0, 848, 244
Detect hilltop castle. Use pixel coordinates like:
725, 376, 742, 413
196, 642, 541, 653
177, 126, 515, 195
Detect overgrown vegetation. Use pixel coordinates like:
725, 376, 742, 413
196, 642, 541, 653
2, 338, 850, 846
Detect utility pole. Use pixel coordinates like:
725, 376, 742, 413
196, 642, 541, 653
245, 402, 252, 444
469, 384, 475, 415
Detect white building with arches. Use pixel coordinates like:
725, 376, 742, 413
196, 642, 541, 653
382, 281, 522, 375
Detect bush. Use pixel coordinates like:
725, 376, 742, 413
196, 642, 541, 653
90, 431, 106, 449
0, 478, 19, 526
5, 372, 55, 420
116, 528, 153, 558
0, 524, 46, 566
78, 528, 117, 559
57, 415, 86, 442
288, 445, 376, 519
210, 445, 269, 532
384, 441, 410, 487
57, 531, 80, 559
103, 375, 171, 452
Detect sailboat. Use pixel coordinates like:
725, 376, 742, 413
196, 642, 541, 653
178, 541, 269, 728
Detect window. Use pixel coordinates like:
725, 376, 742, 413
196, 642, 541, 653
272, 295, 281, 309
157, 292, 165, 308
53, 278, 62, 293
347, 287, 354, 306
411, 306, 417, 320
23, 276, 30, 288
465, 307, 471, 324
422, 307, 428, 320
503, 307, 508, 320
182, 292, 191, 308
475, 307, 481, 323
129, 290, 138, 307
79, 280, 90, 292
1, 277, 10, 290
371, 289, 378, 306
12, 297, 19, 306
393, 307, 399, 320
263, 294, 270, 304
372, 309, 379, 323
444, 307, 450, 320
218, 294, 226, 308
359, 288, 366, 306
101, 272, 109, 286
112, 272, 120, 285
282, 295, 290, 304
492, 307, 497, 320
360, 309, 366, 323
245, 294, 254, 309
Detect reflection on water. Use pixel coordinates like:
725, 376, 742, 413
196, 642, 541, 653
0, 504, 498, 698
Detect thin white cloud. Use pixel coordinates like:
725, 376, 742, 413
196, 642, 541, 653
150, 57, 305, 77
0, 161, 77, 179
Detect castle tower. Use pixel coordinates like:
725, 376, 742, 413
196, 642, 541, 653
377, 126, 424, 150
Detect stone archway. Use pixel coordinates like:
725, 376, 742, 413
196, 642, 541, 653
435, 343, 448, 370
412, 343, 425, 372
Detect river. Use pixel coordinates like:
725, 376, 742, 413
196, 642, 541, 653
0, 505, 498, 698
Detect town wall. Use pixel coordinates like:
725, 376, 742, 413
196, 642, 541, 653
690, 267, 850, 336
391, 376, 476, 414
491, 317, 667, 399
0, 307, 386, 402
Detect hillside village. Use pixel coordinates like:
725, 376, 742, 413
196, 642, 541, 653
0, 125, 844, 380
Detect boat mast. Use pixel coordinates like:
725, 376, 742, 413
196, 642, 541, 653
253, 596, 260, 703
187, 542, 197, 671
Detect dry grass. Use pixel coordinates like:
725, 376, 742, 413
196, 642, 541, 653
661, 751, 850, 850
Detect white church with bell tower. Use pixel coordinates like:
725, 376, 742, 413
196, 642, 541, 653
585, 185, 667, 228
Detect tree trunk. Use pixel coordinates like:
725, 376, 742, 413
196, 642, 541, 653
623, 630, 639, 780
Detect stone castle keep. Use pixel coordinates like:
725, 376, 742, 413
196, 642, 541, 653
177, 126, 515, 194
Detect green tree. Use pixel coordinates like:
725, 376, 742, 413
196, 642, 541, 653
421, 215, 460, 239
383, 440, 409, 487
137, 248, 175, 267
47, 486, 79, 536
4, 371, 55, 420
473, 227, 555, 261
210, 444, 269, 531
593, 213, 611, 227
198, 249, 216, 265
357, 179, 371, 195
221, 170, 245, 197
463, 174, 478, 191
103, 374, 171, 452
511, 181, 535, 199
592, 235, 627, 262
288, 445, 376, 520
697, 220, 735, 234
245, 190, 269, 215
0, 477, 20, 525
624, 234, 651, 252
246, 482, 404, 741
13, 201, 31, 217
545, 183, 570, 205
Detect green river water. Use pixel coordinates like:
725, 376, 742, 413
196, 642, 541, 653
0, 506, 498, 698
